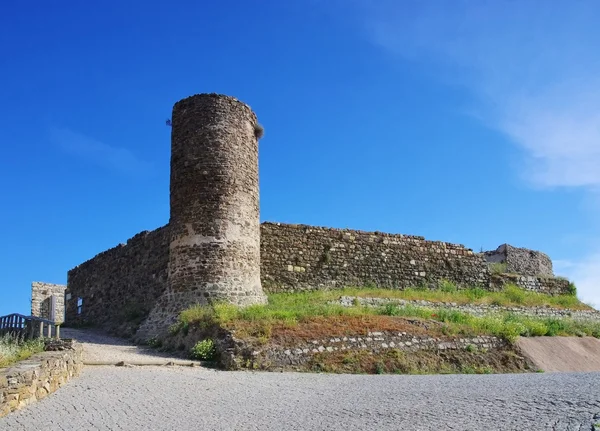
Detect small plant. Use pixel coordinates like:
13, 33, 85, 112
489, 262, 507, 274
465, 343, 477, 353
190, 339, 216, 360
364, 280, 377, 289
146, 337, 162, 348
465, 287, 487, 300
254, 123, 264, 139
566, 282, 577, 296
374, 362, 385, 374
439, 279, 457, 293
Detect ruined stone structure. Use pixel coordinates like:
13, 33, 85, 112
483, 244, 553, 277
30, 92, 571, 339
30, 282, 66, 324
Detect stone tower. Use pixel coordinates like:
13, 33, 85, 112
167, 93, 267, 306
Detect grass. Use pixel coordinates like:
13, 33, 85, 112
171, 286, 599, 345
488, 262, 508, 274
0, 334, 45, 368
336, 282, 588, 309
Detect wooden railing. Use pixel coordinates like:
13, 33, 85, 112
0, 313, 60, 339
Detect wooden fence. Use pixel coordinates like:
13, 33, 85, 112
0, 313, 60, 339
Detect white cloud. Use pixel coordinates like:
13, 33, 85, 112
51, 127, 152, 177
555, 255, 600, 310
358, 0, 600, 189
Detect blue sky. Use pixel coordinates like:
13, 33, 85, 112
1, 0, 599, 315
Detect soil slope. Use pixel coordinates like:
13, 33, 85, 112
517, 336, 600, 372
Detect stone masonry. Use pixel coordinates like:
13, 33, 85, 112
483, 244, 553, 277
30, 282, 66, 324
136, 94, 267, 339
260, 222, 489, 291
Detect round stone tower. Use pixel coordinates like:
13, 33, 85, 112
168, 93, 266, 306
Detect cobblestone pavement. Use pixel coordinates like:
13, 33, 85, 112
60, 328, 192, 365
2, 367, 599, 430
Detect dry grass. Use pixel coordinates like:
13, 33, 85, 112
0, 334, 44, 368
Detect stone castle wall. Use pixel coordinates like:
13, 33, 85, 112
62, 222, 572, 338
65, 226, 169, 337
260, 223, 489, 292
31, 282, 66, 324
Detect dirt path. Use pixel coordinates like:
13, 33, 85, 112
517, 336, 600, 372
61, 328, 199, 366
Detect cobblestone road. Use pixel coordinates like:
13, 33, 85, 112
2, 367, 599, 430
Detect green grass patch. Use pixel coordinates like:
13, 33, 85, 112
339, 284, 589, 310
173, 288, 599, 345
0, 334, 45, 368
489, 262, 508, 274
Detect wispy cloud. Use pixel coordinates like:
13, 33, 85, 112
358, 0, 600, 189
50, 127, 152, 177
351, 0, 600, 305
555, 256, 600, 309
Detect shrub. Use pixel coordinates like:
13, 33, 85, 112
465, 287, 487, 300
146, 337, 162, 348
489, 262, 507, 274
566, 282, 577, 296
254, 123, 264, 139
190, 339, 216, 360
439, 279, 457, 293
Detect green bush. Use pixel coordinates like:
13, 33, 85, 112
439, 279, 457, 293
489, 262, 507, 274
566, 282, 577, 296
190, 339, 216, 360
465, 287, 487, 300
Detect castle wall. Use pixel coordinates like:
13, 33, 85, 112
483, 244, 553, 277
31, 282, 66, 324
62, 222, 573, 339
65, 226, 169, 337
260, 223, 489, 292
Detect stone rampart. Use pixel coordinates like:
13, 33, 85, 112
0, 342, 83, 417
490, 273, 570, 295
61, 222, 574, 339
260, 222, 489, 292
65, 226, 169, 337
484, 244, 553, 277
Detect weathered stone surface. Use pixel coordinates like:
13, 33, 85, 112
31, 282, 66, 324
490, 273, 570, 294
65, 226, 170, 337
0, 343, 82, 418
483, 244, 553, 276
137, 94, 267, 340
260, 222, 489, 292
